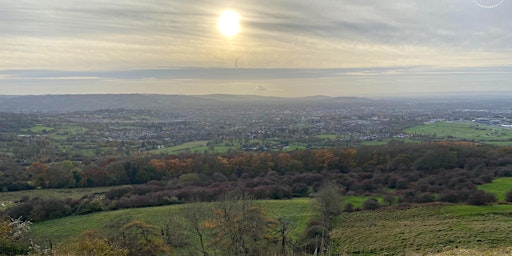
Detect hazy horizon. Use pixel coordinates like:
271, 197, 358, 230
1, 1, 511, 97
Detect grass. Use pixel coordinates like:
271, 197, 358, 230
361, 138, 418, 146
152, 140, 210, 154
283, 142, 307, 151
21, 194, 512, 255
478, 177, 512, 202
405, 121, 512, 145
442, 204, 512, 217
315, 134, 338, 139
21, 125, 55, 133
331, 203, 512, 255
20, 186, 512, 254
343, 195, 385, 208
30, 198, 313, 245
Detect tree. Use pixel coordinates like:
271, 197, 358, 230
0, 217, 32, 255
102, 218, 172, 256
303, 182, 342, 255
204, 190, 273, 256
362, 198, 381, 210
506, 189, 512, 202
314, 182, 342, 228
118, 220, 172, 256
174, 201, 213, 256
56, 230, 128, 256
273, 216, 295, 256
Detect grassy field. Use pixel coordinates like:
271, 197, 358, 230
29, 199, 512, 255
361, 138, 418, 146
20, 125, 55, 133
331, 203, 512, 255
152, 140, 211, 154
478, 177, 512, 202
315, 134, 338, 139
30, 198, 313, 244
405, 121, 512, 145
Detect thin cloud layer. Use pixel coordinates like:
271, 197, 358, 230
0, 0, 511, 96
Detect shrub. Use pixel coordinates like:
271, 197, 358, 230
343, 203, 354, 213
438, 191, 460, 203
292, 182, 309, 197
105, 186, 133, 200
466, 190, 496, 206
383, 194, 395, 205
362, 198, 381, 210
506, 189, 512, 202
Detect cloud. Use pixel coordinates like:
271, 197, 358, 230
1, 1, 512, 96
255, 85, 267, 91
2, 0, 512, 70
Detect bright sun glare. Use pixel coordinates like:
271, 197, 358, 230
217, 10, 240, 38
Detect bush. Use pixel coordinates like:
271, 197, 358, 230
105, 186, 133, 200
33, 199, 72, 221
343, 203, 354, 213
362, 198, 381, 210
292, 182, 309, 197
506, 189, 512, 202
438, 191, 460, 203
466, 190, 496, 206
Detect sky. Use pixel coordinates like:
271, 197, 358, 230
0, 0, 511, 97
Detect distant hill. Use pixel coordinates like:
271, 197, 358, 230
0, 94, 372, 113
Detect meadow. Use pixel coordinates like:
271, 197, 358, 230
405, 121, 512, 145
30, 198, 314, 245
331, 203, 512, 255
478, 177, 512, 202
18, 177, 512, 255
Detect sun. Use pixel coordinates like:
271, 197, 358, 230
217, 10, 240, 38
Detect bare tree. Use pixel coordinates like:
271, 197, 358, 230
179, 201, 213, 256
206, 189, 271, 256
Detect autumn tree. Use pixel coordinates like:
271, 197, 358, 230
102, 218, 172, 256
56, 230, 128, 256
205, 190, 274, 256
167, 201, 213, 255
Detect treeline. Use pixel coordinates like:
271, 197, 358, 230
2, 142, 512, 222
17, 141, 512, 190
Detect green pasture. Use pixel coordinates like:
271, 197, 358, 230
315, 134, 338, 139
29, 197, 512, 255
21, 125, 55, 133
331, 203, 512, 255
152, 140, 210, 154
478, 177, 512, 202
361, 138, 417, 146
405, 121, 512, 145
30, 198, 313, 244
343, 195, 385, 208
283, 142, 307, 151
56, 125, 88, 135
